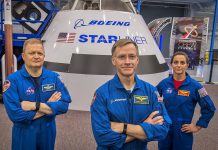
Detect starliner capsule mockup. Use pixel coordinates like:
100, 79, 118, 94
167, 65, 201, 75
40, 0, 169, 111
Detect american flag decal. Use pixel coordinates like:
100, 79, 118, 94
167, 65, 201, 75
56, 32, 76, 43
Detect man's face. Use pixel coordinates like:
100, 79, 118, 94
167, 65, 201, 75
112, 43, 139, 78
22, 43, 45, 69
171, 55, 189, 76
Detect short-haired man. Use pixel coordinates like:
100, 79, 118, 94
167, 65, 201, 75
3, 38, 71, 150
91, 39, 171, 150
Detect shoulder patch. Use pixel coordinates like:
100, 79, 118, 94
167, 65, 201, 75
155, 91, 163, 102
198, 87, 208, 98
3, 80, 11, 92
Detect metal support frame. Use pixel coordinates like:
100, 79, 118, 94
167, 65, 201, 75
207, 0, 218, 83
0, 0, 57, 47
137, 0, 141, 13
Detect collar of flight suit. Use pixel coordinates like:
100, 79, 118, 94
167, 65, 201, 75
112, 73, 141, 91
168, 72, 192, 88
20, 65, 49, 79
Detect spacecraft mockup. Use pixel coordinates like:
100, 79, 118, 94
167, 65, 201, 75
4, 0, 169, 111
41, 0, 169, 111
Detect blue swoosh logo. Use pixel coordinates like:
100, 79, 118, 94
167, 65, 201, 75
74, 19, 88, 29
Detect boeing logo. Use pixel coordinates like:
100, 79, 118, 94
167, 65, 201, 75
111, 98, 127, 104
74, 19, 130, 29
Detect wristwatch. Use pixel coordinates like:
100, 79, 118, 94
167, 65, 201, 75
122, 123, 128, 134
35, 101, 40, 111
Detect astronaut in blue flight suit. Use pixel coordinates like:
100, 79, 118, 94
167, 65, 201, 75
3, 39, 71, 150
157, 51, 216, 150
91, 39, 171, 150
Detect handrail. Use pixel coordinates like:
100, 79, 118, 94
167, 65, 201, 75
0, 0, 57, 46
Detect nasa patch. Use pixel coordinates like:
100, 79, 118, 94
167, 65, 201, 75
166, 88, 173, 94
3, 80, 11, 92
26, 87, 35, 95
198, 87, 208, 98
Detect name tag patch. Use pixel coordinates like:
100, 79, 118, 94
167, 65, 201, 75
134, 95, 149, 104
178, 90, 190, 96
42, 83, 55, 92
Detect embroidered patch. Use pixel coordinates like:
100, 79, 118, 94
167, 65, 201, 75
26, 87, 35, 95
111, 98, 127, 104
3, 80, 11, 92
134, 95, 149, 104
166, 88, 173, 94
178, 90, 190, 96
198, 87, 208, 98
42, 83, 55, 92
154, 91, 163, 102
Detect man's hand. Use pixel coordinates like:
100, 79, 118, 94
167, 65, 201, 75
181, 123, 202, 133
33, 112, 45, 120
144, 111, 164, 125
111, 122, 124, 133
21, 101, 35, 111
48, 91, 62, 102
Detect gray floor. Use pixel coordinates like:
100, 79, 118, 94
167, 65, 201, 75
0, 84, 218, 150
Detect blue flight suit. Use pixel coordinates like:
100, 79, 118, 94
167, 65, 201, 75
157, 74, 216, 150
91, 74, 171, 150
3, 66, 71, 150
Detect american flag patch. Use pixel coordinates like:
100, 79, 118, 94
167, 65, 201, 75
56, 32, 76, 43
198, 87, 208, 98
154, 91, 163, 102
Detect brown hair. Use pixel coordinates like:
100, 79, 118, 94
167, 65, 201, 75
171, 51, 189, 64
23, 38, 43, 52
111, 39, 138, 56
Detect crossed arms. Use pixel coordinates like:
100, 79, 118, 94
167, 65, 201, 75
91, 91, 171, 149
21, 91, 62, 120
3, 77, 71, 123
111, 111, 164, 143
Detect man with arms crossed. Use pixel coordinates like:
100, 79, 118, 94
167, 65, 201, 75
91, 39, 171, 150
3, 38, 71, 150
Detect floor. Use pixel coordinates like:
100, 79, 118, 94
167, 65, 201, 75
0, 84, 218, 150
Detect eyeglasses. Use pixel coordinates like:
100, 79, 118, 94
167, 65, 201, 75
115, 54, 138, 61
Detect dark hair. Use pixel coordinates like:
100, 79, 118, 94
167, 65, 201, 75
23, 38, 43, 53
111, 39, 138, 56
171, 51, 189, 64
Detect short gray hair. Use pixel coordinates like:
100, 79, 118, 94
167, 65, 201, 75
23, 38, 43, 53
